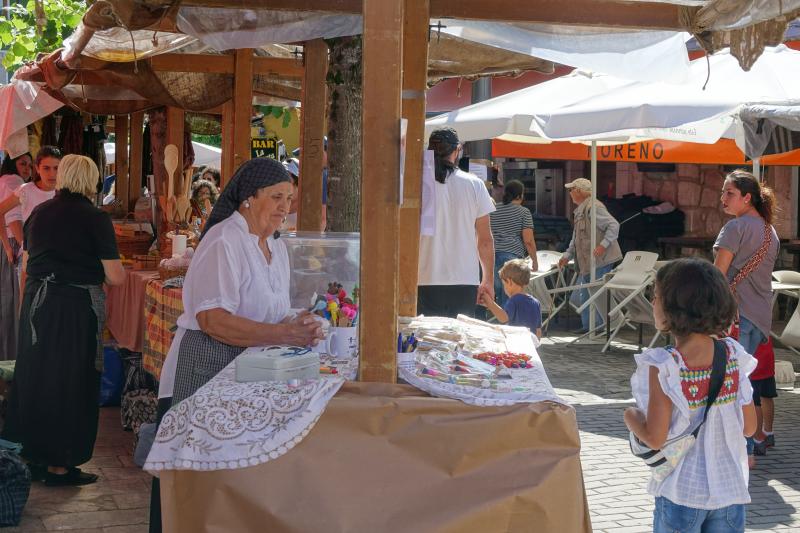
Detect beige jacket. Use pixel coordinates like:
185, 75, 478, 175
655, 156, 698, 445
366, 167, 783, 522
565, 198, 622, 275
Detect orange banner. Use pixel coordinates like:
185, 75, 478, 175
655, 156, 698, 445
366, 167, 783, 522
492, 138, 800, 166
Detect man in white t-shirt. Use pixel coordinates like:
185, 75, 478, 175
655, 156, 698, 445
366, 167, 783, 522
418, 127, 495, 318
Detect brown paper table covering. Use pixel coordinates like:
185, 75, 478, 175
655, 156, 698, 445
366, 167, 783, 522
160, 382, 591, 533
104, 269, 159, 351
142, 279, 184, 378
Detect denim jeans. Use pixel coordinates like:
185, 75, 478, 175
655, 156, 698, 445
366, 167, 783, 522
653, 497, 745, 533
493, 251, 519, 307
570, 262, 615, 331
737, 315, 765, 356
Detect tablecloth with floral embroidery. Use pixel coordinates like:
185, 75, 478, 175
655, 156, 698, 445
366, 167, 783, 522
144, 362, 345, 473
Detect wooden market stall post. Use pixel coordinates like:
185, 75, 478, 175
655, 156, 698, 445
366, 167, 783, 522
233, 49, 254, 174
114, 114, 130, 211
359, 0, 404, 383
129, 111, 145, 210
298, 39, 328, 232
398, 0, 429, 317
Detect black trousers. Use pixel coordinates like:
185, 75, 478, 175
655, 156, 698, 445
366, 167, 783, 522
417, 285, 478, 319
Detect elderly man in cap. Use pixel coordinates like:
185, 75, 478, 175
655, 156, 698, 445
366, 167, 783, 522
558, 178, 622, 332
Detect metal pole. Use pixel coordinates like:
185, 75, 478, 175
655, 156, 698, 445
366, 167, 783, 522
589, 141, 597, 336
753, 158, 761, 181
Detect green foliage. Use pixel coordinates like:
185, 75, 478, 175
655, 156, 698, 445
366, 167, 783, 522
191, 133, 222, 148
258, 105, 294, 130
1, 0, 86, 72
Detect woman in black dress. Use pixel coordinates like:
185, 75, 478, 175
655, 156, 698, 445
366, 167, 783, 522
2, 154, 125, 486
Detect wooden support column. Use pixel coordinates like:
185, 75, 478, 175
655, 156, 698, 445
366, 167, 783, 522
165, 107, 185, 197
114, 115, 130, 213
298, 39, 328, 232
233, 49, 254, 174
398, 0, 429, 317
359, 0, 404, 383
128, 111, 144, 211
221, 100, 234, 187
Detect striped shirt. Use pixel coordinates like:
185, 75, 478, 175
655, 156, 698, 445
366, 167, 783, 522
490, 203, 533, 257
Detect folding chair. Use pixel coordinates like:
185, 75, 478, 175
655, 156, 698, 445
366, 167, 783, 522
525, 251, 568, 332
770, 270, 800, 339
573, 251, 660, 343
776, 302, 800, 356
601, 285, 665, 352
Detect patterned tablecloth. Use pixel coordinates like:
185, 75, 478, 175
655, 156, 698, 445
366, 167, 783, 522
142, 280, 184, 379
144, 362, 345, 473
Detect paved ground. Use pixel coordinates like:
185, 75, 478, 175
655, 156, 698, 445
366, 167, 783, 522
540, 325, 800, 533
7, 323, 800, 532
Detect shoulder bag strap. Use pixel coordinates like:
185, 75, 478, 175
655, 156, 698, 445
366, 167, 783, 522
730, 223, 772, 294
691, 339, 728, 437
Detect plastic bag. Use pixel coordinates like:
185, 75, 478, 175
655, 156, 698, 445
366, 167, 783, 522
99, 346, 124, 407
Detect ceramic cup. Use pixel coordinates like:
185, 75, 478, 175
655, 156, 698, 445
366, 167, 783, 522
327, 326, 358, 358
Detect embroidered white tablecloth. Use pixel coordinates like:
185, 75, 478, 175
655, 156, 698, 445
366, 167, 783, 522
144, 363, 345, 473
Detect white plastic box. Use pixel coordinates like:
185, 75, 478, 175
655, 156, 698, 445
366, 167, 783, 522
235, 346, 320, 382
281, 231, 360, 309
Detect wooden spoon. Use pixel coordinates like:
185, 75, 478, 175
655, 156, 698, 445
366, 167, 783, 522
163, 145, 179, 219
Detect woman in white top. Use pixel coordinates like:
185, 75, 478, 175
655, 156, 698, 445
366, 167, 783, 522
159, 157, 325, 405
149, 158, 325, 533
0, 146, 62, 296
0, 151, 32, 361
624, 258, 756, 533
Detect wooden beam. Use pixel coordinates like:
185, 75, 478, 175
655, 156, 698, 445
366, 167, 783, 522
359, 0, 403, 383
149, 54, 303, 78
398, 0, 428, 317
114, 115, 130, 215
129, 111, 145, 211
175, 0, 683, 29
429, 0, 681, 28
297, 39, 327, 232
233, 49, 254, 174
220, 100, 235, 187
166, 106, 185, 201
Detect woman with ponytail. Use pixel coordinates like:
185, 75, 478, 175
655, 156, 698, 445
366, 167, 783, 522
714, 169, 779, 466
489, 179, 537, 306
418, 127, 496, 318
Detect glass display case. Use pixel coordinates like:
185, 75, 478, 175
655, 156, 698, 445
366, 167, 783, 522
281, 231, 360, 309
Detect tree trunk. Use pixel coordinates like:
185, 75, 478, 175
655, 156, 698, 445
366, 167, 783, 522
326, 37, 362, 232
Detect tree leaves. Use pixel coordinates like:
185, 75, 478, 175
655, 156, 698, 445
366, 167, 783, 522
1, 0, 86, 71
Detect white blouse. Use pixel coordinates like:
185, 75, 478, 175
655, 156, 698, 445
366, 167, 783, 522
15, 182, 55, 222
158, 211, 291, 398
631, 338, 756, 510
0, 174, 24, 237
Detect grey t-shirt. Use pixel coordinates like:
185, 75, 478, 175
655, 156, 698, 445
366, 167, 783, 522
713, 214, 779, 339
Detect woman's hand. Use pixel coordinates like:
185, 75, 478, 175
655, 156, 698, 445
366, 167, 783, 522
4, 244, 15, 266
281, 311, 325, 347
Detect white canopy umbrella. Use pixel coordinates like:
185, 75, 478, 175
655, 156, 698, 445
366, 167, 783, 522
425, 69, 636, 143
533, 46, 800, 148
104, 141, 221, 169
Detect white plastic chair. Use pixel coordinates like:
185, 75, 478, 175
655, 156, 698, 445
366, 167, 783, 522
770, 271, 800, 339
574, 251, 660, 348
777, 303, 800, 356
525, 251, 566, 331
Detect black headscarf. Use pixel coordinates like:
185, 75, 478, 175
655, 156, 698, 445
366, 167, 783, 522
201, 157, 292, 240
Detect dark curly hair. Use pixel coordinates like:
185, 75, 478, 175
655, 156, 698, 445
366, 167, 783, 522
725, 169, 778, 224
655, 258, 737, 338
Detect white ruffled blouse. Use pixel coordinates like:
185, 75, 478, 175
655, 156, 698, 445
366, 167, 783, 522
631, 338, 756, 510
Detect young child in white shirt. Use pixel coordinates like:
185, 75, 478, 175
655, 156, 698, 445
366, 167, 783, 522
624, 258, 756, 533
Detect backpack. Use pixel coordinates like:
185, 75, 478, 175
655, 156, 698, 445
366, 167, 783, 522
0, 449, 31, 526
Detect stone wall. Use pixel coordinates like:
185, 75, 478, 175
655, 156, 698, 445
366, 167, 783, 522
615, 162, 795, 239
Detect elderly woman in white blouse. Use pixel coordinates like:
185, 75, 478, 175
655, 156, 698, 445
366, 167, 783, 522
158, 158, 325, 406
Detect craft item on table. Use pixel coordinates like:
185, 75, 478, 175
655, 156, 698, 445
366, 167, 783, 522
327, 326, 358, 358
319, 354, 359, 380
235, 346, 320, 383
170, 233, 187, 257
310, 282, 359, 327
158, 248, 193, 280
473, 351, 533, 369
